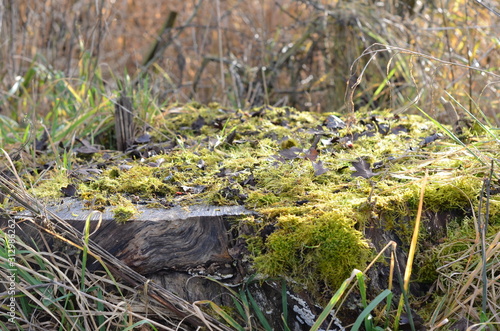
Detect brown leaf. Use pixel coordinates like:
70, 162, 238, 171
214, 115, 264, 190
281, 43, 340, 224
304, 148, 319, 161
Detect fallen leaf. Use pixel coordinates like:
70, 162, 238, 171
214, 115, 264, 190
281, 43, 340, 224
324, 115, 346, 130
313, 160, 329, 176
304, 148, 318, 161
225, 129, 237, 145
191, 116, 205, 131
36, 131, 48, 151
420, 133, 443, 147
391, 124, 408, 135
74, 145, 99, 154
278, 147, 303, 160
351, 158, 376, 178
135, 133, 151, 144
241, 174, 256, 187
60, 184, 77, 197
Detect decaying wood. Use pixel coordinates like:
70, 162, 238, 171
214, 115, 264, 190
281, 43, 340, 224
0, 175, 236, 330
115, 95, 134, 151
6, 199, 323, 330
24, 200, 253, 275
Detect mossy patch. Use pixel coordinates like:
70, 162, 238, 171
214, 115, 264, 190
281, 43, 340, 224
27, 169, 71, 200
113, 205, 137, 223
253, 210, 370, 293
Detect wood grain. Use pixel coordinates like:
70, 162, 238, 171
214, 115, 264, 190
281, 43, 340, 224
12, 200, 254, 276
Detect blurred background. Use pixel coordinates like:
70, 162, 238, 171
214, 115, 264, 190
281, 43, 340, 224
1, 0, 499, 121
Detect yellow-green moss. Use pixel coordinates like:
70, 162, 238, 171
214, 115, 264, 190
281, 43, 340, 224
113, 205, 137, 223
28, 169, 70, 200
254, 210, 370, 293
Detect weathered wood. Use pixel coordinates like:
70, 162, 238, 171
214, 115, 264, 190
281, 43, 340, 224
115, 95, 134, 151
5, 200, 257, 324
16, 199, 253, 276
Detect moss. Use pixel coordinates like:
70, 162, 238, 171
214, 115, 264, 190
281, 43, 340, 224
417, 250, 439, 283
422, 175, 482, 212
77, 165, 176, 207
254, 211, 371, 293
109, 194, 139, 223
280, 138, 299, 149
28, 169, 70, 200
87, 176, 120, 194
117, 166, 171, 196
113, 205, 137, 223
246, 191, 281, 208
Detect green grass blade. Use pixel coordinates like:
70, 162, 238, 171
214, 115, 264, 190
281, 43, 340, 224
351, 289, 392, 331
197, 300, 245, 331
231, 295, 247, 321
356, 272, 373, 330
416, 105, 486, 167
246, 289, 273, 331
445, 91, 499, 143
94, 287, 105, 331
282, 279, 291, 331
310, 269, 361, 331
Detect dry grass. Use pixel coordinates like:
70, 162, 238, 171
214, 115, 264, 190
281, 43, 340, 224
1, 0, 497, 118
427, 230, 500, 329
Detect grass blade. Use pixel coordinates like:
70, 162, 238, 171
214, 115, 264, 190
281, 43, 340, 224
351, 289, 392, 331
310, 269, 361, 331
282, 279, 291, 331
246, 289, 273, 331
195, 300, 245, 331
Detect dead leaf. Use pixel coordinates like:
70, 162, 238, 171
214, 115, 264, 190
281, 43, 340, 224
135, 133, 151, 144
304, 148, 319, 161
324, 115, 346, 130
420, 133, 443, 147
278, 147, 303, 160
313, 160, 329, 176
351, 158, 376, 178
191, 116, 205, 131
60, 184, 77, 197
74, 145, 99, 154
225, 130, 237, 145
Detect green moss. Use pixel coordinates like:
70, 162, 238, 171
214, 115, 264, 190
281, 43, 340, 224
28, 169, 70, 200
417, 250, 439, 283
109, 194, 139, 223
117, 166, 170, 195
422, 175, 482, 212
280, 138, 299, 149
246, 191, 281, 208
254, 211, 371, 293
88, 176, 120, 194
113, 205, 137, 223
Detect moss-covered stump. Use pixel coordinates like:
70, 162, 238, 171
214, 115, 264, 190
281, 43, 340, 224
8, 103, 500, 328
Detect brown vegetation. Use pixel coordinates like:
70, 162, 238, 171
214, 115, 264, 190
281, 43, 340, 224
2, 0, 498, 119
